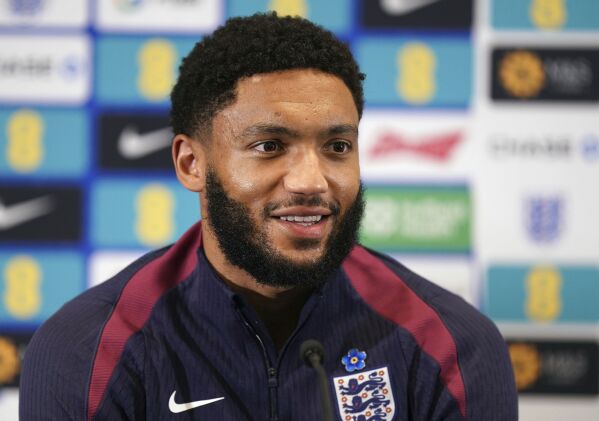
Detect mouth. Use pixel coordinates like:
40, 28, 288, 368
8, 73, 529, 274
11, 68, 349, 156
278, 214, 326, 227
270, 207, 332, 238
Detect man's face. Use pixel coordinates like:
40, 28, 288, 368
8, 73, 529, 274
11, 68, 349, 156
203, 69, 362, 287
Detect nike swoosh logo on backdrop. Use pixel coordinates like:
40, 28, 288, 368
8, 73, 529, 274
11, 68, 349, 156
0, 196, 54, 230
168, 391, 224, 414
117, 125, 173, 159
380, 0, 442, 15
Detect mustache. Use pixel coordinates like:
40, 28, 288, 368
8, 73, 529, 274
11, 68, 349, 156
262, 196, 341, 218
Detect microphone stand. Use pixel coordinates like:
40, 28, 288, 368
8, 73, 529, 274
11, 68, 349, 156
300, 339, 334, 421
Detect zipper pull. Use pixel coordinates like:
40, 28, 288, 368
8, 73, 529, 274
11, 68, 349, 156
267, 367, 279, 420
268, 367, 278, 387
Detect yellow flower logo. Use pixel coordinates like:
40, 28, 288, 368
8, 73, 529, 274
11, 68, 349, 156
0, 337, 20, 384
499, 51, 545, 98
509, 343, 541, 391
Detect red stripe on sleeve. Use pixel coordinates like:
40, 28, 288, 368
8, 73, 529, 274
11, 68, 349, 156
342, 246, 467, 418
87, 222, 202, 420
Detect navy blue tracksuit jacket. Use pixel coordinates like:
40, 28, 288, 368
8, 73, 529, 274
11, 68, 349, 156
20, 222, 517, 420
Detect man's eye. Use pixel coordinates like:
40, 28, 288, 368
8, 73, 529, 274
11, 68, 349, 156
328, 141, 351, 154
254, 141, 281, 153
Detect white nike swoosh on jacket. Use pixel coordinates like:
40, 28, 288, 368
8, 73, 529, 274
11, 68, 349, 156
168, 391, 225, 414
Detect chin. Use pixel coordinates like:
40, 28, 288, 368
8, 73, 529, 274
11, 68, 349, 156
281, 248, 325, 264
288, 237, 324, 251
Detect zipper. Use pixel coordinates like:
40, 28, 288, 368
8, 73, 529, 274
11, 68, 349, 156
267, 366, 279, 421
240, 315, 279, 420
236, 291, 324, 420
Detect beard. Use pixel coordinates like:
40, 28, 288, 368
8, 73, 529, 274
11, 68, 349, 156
204, 167, 365, 289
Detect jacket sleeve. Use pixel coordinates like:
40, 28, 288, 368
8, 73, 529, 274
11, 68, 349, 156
20, 294, 147, 421
407, 346, 466, 421
430, 292, 518, 421
91, 336, 146, 421
19, 293, 104, 421
19, 280, 149, 421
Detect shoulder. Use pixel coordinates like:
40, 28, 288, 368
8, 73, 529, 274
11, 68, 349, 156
20, 222, 203, 420
19, 247, 168, 420
342, 245, 498, 337
26, 245, 170, 360
342, 246, 517, 420
342, 245, 509, 360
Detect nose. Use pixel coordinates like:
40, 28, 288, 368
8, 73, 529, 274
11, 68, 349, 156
283, 148, 328, 195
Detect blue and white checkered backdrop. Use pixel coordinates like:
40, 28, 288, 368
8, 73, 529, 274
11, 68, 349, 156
1, 0, 598, 419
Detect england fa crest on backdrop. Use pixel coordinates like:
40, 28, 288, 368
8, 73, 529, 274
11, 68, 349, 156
333, 367, 395, 420
525, 196, 563, 243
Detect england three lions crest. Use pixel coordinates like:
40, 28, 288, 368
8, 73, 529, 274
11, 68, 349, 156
333, 367, 395, 421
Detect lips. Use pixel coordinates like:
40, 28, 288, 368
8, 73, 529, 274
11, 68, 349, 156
271, 206, 331, 219
279, 215, 323, 225
270, 206, 331, 237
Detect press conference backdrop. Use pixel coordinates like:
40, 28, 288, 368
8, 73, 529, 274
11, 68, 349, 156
0, 0, 598, 419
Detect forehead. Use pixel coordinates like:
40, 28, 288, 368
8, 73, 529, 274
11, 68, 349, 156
214, 69, 359, 132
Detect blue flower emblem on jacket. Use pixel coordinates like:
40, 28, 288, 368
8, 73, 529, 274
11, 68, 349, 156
341, 348, 367, 372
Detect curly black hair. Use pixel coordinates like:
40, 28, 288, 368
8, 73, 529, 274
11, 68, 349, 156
170, 12, 365, 138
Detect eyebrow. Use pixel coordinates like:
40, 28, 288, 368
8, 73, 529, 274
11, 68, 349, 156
327, 124, 359, 137
240, 123, 359, 139
241, 124, 300, 139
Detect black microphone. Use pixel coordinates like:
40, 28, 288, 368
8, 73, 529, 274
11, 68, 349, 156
300, 339, 334, 421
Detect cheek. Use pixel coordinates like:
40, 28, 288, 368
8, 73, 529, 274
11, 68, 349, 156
227, 169, 260, 194
330, 165, 361, 201
217, 158, 278, 204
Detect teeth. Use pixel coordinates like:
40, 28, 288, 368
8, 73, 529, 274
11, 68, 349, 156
279, 215, 323, 222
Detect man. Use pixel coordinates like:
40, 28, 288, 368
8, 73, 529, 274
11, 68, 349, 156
20, 13, 517, 421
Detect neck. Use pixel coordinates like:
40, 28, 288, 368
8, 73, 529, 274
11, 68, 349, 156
228, 281, 311, 350
202, 221, 311, 350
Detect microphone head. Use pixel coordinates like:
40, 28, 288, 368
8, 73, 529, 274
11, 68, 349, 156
300, 339, 325, 367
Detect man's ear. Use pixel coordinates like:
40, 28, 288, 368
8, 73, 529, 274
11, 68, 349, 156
172, 134, 206, 192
